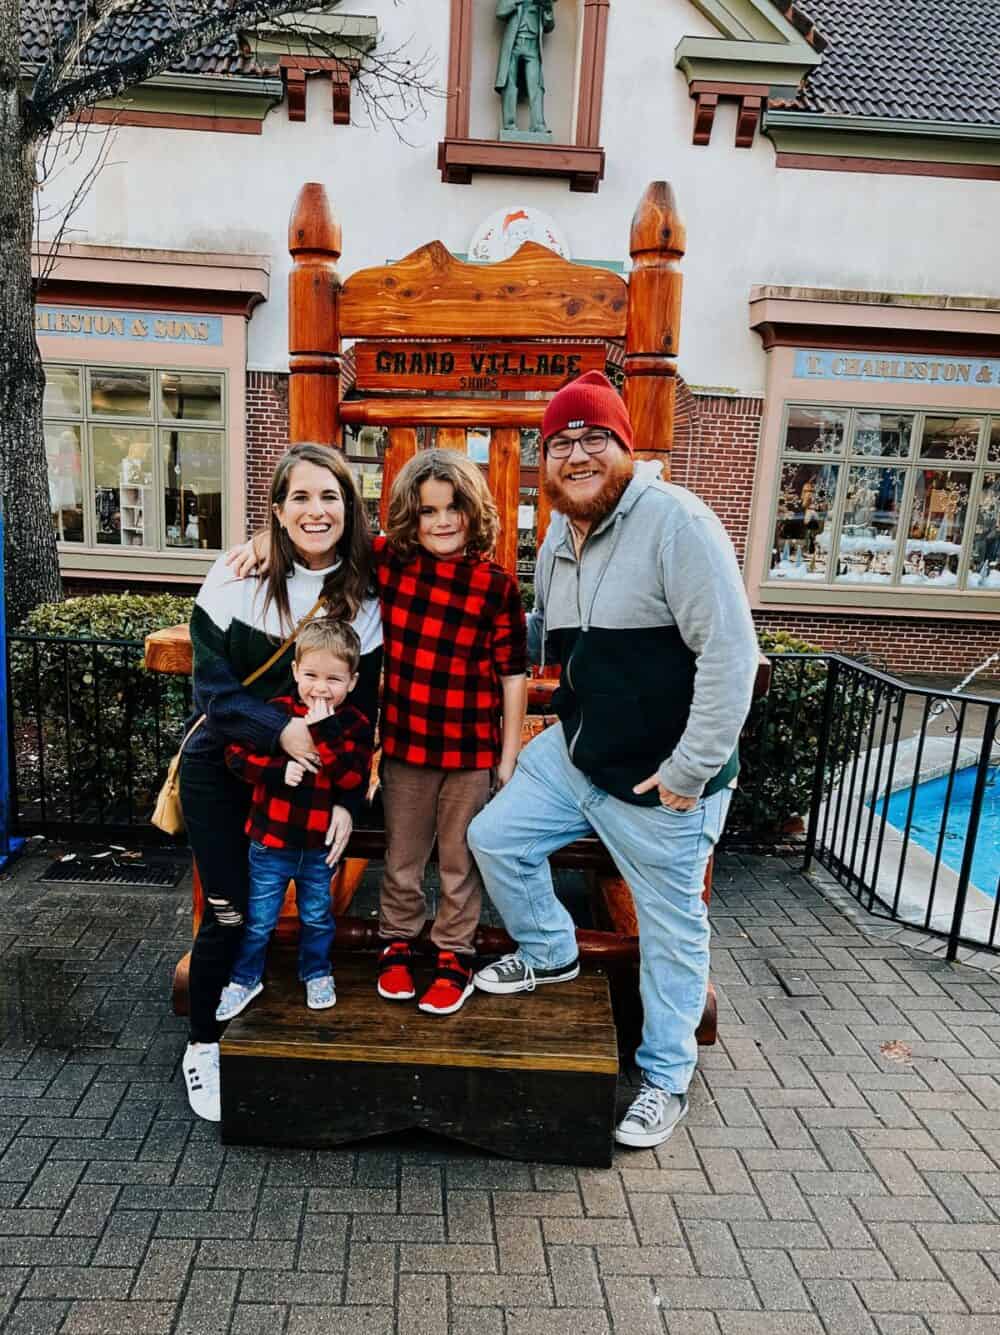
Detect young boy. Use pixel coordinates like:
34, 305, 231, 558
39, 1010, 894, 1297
216, 620, 373, 1018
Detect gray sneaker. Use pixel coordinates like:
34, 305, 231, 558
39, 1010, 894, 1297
614, 1083, 688, 1148
473, 952, 579, 995
305, 975, 337, 1010
215, 980, 263, 1022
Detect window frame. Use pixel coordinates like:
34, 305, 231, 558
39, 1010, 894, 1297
43, 359, 229, 566
760, 398, 1000, 610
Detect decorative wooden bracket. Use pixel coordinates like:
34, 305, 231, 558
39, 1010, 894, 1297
692, 91, 718, 146
690, 81, 768, 148
284, 66, 306, 122
735, 95, 763, 148
279, 56, 357, 125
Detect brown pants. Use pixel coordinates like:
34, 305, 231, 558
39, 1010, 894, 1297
380, 758, 492, 954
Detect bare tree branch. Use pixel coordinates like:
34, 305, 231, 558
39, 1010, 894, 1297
33, 0, 139, 106
26, 2, 440, 139
34, 110, 118, 283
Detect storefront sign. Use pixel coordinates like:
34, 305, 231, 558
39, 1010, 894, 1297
35, 305, 223, 346
794, 348, 1000, 386
355, 341, 603, 393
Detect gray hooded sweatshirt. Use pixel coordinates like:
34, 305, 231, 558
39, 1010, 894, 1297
529, 465, 759, 804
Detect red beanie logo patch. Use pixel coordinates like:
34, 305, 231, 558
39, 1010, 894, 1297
541, 370, 634, 455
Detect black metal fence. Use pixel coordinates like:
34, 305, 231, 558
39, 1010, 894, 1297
6, 633, 191, 843
802, 655, 1000, 961
6, 635, 1000, 961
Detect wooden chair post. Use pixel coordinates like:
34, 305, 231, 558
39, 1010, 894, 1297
623, 182, 686, 473
288, 183, 342, 446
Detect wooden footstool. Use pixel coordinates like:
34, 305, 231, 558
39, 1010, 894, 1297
220, 953, 619, 1167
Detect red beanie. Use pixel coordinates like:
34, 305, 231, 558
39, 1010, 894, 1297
541, 370, 634, 455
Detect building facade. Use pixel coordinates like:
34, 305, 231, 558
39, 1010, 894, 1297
28, 0, 1000, 675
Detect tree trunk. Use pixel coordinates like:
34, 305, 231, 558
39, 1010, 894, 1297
0, 66, 61, 626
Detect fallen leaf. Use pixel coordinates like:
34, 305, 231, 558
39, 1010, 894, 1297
880, 1039, 912, 1063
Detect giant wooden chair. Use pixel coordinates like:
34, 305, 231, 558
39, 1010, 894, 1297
147, 181, 731, 1165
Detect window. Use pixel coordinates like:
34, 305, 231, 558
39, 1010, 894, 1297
769, 404, 1000, 592
43, 363, 226, 554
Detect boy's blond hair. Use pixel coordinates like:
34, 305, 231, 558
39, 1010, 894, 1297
385, 448, 500, 560
294, 619, 361, 673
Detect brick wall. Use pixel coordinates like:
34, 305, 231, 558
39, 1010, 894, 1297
245, 371, 290, 536
668, 385, 763, 565
753, 609, 1000, 681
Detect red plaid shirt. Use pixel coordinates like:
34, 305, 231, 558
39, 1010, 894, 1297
374, 536, 527, 769
224, 695, 373, 849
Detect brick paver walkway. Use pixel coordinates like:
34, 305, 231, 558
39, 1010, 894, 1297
2, 846, 1000, 1335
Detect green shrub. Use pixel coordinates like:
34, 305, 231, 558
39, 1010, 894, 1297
732, 629, 874, 837
19, 592, 194, 643
10, 594, 194, 830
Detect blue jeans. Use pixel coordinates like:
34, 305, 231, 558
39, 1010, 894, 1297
467, 724, 731, 1095
231, 843, 336, 986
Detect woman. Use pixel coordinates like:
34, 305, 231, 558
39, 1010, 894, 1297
179, 443, 382, 1121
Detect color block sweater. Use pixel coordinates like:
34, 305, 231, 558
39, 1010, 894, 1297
530, 467, 759, 805
185, 556, 383, 793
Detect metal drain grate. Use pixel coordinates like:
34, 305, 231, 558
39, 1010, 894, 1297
40, 856, 185, 889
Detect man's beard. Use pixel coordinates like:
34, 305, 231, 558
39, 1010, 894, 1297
543, 455, 633, 523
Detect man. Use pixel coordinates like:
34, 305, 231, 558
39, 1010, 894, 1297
495, 0, 556, 134
469, 371, 759, 1148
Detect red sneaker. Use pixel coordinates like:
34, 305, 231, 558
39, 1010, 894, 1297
377, 941, 415, 1001
418, 951, 474, 1016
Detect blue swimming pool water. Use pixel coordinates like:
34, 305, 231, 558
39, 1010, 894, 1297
875, 766, 1000, 897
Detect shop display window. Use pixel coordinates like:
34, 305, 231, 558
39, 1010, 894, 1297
44, 422, 84, 543
769, 403, 998, 593
835, 465, 905, 584
43, 361, 226, 555
967, 473, 1000, 590
988, 422, 1000, 465
771, 461, 839, 581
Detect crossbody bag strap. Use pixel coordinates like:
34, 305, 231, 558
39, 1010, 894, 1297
179, 595, 328, 755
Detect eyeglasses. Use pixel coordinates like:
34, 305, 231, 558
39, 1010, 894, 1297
545, 429, 612, 459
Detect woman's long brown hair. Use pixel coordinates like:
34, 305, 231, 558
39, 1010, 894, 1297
262, 443, 373, 636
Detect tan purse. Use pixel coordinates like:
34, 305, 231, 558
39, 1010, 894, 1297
151, 597, 326, 835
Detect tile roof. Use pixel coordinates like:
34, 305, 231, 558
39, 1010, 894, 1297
773, 0, 1000, 125
20, 1, 267, 80
20, 1, 1000, 129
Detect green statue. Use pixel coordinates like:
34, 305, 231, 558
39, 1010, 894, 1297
495, 0, 556, 140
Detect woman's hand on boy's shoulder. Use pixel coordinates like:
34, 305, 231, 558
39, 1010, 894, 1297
224, 529, 270, 579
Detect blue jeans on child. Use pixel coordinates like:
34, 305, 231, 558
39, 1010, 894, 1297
467, 723, 731, 1096
230, 842, 336, 986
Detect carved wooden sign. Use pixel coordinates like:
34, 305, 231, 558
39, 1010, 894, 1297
354, 341, 604, 393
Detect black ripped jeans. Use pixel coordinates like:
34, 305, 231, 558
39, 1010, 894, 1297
180, 753, 253, 1043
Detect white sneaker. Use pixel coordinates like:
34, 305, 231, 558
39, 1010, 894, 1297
305, 975, 337, 1010
215, 980, 263, 1022
614, 1083, 688, 1148
183, 1042, 220, 1123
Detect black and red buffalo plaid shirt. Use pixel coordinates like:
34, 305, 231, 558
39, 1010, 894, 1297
224, 695, 373, 849
373, 536, 527, 769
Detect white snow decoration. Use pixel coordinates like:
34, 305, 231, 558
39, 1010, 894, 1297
770, 561, 826, 581
830, 534, 898, 553
904, 539, 963, 556
901, 571, 960, 586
